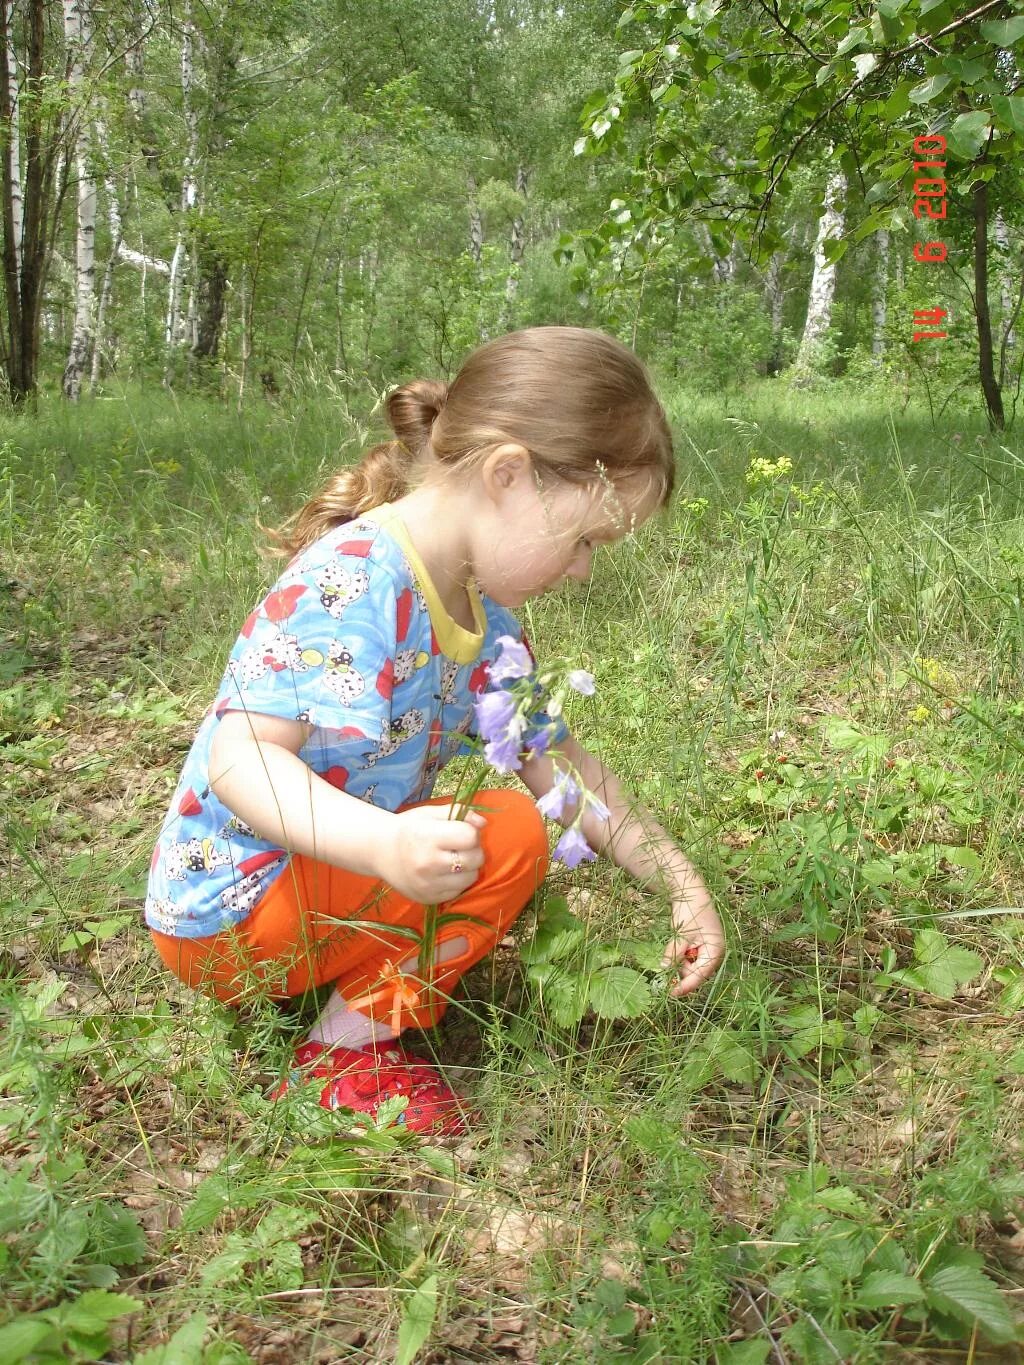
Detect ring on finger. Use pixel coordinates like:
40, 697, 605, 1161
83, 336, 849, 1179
450, 854, 464, 875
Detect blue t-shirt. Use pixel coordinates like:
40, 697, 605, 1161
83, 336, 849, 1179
145, 503, 567, 939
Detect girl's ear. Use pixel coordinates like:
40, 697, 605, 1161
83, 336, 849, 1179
480, 442, 532, 497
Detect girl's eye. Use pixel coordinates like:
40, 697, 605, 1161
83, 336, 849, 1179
579, 537, 594, 551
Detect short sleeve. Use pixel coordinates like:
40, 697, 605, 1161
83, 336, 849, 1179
216, 552, 397, 747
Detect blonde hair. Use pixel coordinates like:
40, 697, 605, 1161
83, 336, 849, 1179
272, 327, 674, 557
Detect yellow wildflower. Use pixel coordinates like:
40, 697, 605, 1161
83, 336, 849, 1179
745, 454, 794, 487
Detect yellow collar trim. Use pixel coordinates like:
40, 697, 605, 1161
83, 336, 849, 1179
366, 503, 485, 664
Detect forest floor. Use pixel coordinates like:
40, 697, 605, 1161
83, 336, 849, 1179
3, 385, 1024, 1363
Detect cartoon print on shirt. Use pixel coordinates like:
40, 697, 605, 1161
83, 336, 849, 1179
366, 708, 426, 766
444, 709, 474, 762
145, 895, 178, 934
316, 560, 370, 619
321, 640, 366, 703
221, 859, 286, 917
439, 658, 459, 706
220, 814, 257, 840
394, 648, 418, 685
227, 629, 324, 691
165, 837, 233, 881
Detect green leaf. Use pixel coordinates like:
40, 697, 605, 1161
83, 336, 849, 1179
909, 74, 953, 104
0, 1318, 59, 1363
980, 17, 1024, 47
992, 94, 1024, 134
891, 927, 983, 998
857, 1270, 925, 1309
87, 1201, 147, 1267
747, 64, 771, 92
535, 964, 589, 1027
715, 1341, 771, 1365
924, 1264, 1017, 1344
822, 717, 889, 761
836, 26, 868, 55
395, 1273, 439, 1365
781, 1319, 861, 1364
63, 1291, 141, 1332
130, 1313, 208, 1365
995, 968, 1024, 1014
588, 965, 650, 1019
941, 57, 989, 85
814, 1185, 870, 1216
949, 111, 991, 159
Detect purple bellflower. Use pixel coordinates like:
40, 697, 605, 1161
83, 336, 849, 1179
473, 687, 517, 743
487, 635, 533, 684
552, 827, 598, 868
567, 669, 596, 695
471, 638, 606, 866
536, 774, 580, 821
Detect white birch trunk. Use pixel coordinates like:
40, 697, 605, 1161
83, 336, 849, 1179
125, 3, 146, 126
62, 0, 97, 400
500, 165, 527, 329
764, 248, 787, 373
794, 167, 846, 374
871, 229, 889, 359
468, 173, 483, 264
91, 151, 120, 391
165, 5, 198, 360
4, 2, 22, 294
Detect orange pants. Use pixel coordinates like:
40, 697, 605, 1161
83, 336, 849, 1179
150, 789, 549, 1031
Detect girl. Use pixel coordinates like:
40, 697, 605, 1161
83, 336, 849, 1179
146, 326, 724, 1137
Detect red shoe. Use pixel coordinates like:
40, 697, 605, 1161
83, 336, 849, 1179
273, 1040, 470, 1137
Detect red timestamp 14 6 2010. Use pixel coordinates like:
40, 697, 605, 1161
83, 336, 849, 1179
911, 133, 948, 343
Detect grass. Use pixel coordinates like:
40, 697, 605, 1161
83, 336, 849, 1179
2, 380, 1024, 1362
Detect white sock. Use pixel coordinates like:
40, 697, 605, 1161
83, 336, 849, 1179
306, 936, 470, 1050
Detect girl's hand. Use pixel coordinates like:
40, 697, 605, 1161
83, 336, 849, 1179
661, 902, 725, 997
383, 804, 487, 904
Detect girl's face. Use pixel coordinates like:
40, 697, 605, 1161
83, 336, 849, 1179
470, 448, 660, 608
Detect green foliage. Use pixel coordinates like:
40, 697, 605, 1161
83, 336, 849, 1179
3, 390, 1023, 1359
395, 1273, 440, 1365
520, 895, 664, 1028
0, 1292, 141, 1364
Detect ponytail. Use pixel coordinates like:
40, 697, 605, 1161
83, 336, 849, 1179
268, 379, 448, 558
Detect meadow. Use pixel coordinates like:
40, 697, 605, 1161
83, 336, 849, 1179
2, 380, 1023, 1363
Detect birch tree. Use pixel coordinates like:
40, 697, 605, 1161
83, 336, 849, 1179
794, 168, 846, 378
871, 230, 889, 361
62, 0, 97, 400
499, 164, 527, 330
165, 4, 199, 362
0, 0, 65, 402
2, 3, 22, 307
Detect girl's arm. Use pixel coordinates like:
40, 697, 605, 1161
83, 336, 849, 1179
209, 711, 396, 876
208, 711, 485, 903
519, 734, 725, 996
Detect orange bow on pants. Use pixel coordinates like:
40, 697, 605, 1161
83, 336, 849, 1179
150, 788, 550, 1032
